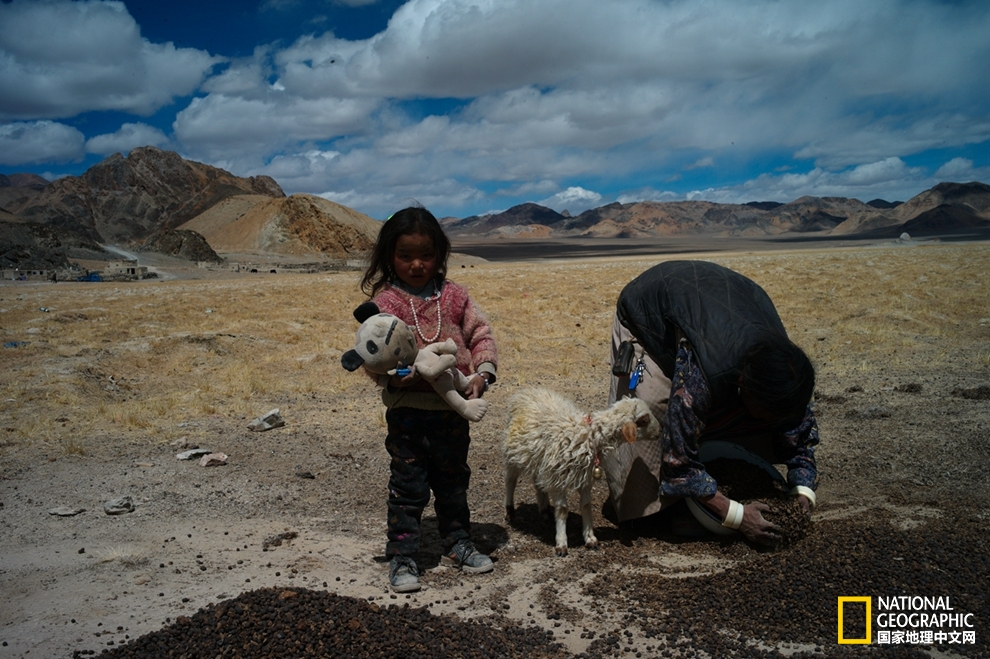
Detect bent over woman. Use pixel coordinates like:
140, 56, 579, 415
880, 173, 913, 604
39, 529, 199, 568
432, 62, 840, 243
603, 260, 819, 546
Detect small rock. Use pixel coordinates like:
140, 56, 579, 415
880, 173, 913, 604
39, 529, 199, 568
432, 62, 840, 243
49, 506, 86, 517
262, 531, 298, 550
176, 448, 212, 461
295, 471, 316, 479
248, 408, 284, 432
199, 452, 228, 467
104, 496, 134, 515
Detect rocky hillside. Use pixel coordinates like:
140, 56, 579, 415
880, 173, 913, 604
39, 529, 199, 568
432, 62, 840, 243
5, 147, 284, 248
447, 182, 990, 239
141, 229, 223, 263
179, 193, 380, 257
0, 148, 383, 267
892, 181, 990, 220
0, 174, 48, 217
0, 219, 72, 270
0, 173, 49, 191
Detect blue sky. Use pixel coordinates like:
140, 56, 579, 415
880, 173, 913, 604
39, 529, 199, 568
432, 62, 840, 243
1, 0, 988, 220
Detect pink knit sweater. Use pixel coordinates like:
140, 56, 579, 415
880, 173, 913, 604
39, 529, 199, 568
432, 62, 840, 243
372, 279, 498, 409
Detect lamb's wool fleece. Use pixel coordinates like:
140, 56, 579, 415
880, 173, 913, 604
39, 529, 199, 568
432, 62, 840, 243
504, 387, 660, 556
504, 388, 659, 497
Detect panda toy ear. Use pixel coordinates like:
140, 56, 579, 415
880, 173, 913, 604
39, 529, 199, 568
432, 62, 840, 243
341, 350, 365, 372
353, 302, 380, 323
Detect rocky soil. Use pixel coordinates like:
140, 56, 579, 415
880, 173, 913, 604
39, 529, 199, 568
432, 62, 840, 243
1, 242, 988, 659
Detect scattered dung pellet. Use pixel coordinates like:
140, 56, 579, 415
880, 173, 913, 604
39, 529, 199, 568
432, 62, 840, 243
585, 509, 988, 659
78, 588, 569, 659
703, 458, 811, 546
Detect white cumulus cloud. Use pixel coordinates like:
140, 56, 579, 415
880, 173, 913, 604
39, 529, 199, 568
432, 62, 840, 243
86, 123, 170, 156
0, 0, 222, 120
173, 92, 379, 163
682, 157, 937, 205
934, 157, 976, 180
0, 121, 85, 165
234, 0, 988, 216
539, 186, 603, 214
685, 157, 715, 171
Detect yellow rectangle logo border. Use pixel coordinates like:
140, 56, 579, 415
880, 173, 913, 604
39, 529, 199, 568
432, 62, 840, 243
838, 597, 872, 644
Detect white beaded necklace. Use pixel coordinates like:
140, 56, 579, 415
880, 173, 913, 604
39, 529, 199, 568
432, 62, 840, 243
410, 298, 442, 342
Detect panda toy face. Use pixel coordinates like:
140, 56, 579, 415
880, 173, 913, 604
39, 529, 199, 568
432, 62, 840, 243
341, 306, 419, 374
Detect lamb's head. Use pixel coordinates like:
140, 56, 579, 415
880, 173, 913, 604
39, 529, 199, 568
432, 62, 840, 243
593, 396, 661, 449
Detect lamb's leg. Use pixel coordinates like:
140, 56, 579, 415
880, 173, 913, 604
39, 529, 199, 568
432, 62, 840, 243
534, 487, 551, 518
504, 463, 520, 521
552, 490, 569, 557
579, 483, 598, 549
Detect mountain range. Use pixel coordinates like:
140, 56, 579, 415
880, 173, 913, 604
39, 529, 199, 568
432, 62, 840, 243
2, 147, 989, 270
444, 182, 990, 240
1, 147, 380, 269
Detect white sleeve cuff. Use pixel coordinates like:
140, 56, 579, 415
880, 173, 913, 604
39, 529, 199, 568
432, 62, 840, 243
722, 499, 744, 529
790, 485, 817, 509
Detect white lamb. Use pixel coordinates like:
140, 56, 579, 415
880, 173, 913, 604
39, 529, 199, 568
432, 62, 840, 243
503, 387, 661, 556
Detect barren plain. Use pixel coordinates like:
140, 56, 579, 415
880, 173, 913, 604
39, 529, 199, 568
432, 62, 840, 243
1, 240, 989, 658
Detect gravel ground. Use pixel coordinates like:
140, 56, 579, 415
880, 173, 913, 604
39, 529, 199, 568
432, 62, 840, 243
2, 242, 989, 659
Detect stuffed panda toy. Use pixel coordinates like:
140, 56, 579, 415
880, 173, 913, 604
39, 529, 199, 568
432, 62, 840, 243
341, 302, 489, 422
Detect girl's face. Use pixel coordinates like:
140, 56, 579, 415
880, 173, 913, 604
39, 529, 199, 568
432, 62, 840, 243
393, 232, 437, 289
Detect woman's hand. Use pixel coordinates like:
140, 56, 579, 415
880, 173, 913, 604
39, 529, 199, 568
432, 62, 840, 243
739, 501, 782, 547
700, 491, 782, 547
466, 373, 490, 399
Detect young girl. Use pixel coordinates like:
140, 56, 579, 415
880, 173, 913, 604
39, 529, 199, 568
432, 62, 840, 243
360, 206, 498, 593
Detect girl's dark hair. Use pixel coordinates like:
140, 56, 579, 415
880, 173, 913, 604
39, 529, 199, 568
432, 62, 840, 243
739, 337, 815, 423
360, 206, 451, 298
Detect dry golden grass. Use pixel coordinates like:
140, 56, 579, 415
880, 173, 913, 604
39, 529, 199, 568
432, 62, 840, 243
2, 242, 989, 659
1, 242, 988, 456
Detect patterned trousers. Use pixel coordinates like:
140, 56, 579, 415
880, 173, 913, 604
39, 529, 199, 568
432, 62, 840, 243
384, 407, 472, 558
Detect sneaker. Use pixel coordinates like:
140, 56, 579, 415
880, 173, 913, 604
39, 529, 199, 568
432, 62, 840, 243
388, 555, 421, 593
441, 540, 494, 574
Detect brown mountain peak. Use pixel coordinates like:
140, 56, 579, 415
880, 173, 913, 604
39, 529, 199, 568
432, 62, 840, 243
179, 193, 380, 258
16, 147, 286, 247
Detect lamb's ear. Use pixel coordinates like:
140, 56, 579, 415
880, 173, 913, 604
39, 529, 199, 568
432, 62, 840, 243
635, 411, 652, 427
353, 301, 380, 323
341, 350, 365, 372
621, 421, 637, 443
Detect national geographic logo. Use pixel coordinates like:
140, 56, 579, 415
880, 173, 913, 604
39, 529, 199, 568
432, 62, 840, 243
837, 597, 871, 644
838, 596, 977, 646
